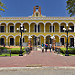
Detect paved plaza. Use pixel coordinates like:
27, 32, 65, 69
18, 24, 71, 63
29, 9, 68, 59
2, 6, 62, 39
0, 49, 75, 67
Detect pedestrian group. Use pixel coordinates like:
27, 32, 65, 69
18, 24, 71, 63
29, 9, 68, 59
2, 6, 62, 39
41, 43, 52, 53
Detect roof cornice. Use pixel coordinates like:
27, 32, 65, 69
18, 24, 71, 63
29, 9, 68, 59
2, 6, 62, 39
0, 17, 75, 20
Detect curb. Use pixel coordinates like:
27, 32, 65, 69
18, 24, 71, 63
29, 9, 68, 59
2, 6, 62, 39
0, 67, 75, 71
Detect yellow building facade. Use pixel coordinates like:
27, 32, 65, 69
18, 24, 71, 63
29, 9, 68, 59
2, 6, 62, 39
0, 6, 75, 47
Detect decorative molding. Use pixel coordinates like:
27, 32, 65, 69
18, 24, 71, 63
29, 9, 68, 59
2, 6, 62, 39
0, 17, 75, 21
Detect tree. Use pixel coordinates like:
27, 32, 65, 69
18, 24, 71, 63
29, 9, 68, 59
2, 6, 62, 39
66, 0, 75, 17
0, 0, 7, 13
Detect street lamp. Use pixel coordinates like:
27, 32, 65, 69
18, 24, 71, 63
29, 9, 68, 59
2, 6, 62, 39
63, 24, 72, 56
17, 25, 27, 56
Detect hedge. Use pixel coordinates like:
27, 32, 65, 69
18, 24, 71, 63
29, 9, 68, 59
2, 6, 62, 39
60, 48, 75, 54
0, 47, 25, 54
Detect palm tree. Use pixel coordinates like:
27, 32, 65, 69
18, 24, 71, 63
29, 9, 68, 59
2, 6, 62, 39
66, 0, 75, 17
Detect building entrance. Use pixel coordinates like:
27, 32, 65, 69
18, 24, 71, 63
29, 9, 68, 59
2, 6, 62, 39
70, 38, 74, 47
10, 38, 14, 45
1, 38, 4, 45
60, 38, 64, 45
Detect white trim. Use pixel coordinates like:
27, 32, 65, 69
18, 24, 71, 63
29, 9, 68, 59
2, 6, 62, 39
60, 22, 67, 25
0, 17, 75, 21
7, 22, 14, 25
68, 34, 74, 37
37, 21, 44, 25
7, 35, 14, 38
45, 35, 51, 38
15, 22, 21, 26
53, 21, 60, 25
54, 34, 60, 38
45, 22, 51, 26
0, 22, 7, 25
22, 22, 30, 25
68, 21, 74, 25
60, 34, 67, 37
30, 22, 37, 25
37, 35, 44, 38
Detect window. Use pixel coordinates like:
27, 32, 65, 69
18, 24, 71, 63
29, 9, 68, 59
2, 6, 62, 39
38, 24, 40, 32
60, 26, 64, 32
0, 26, 4, 32
36, 13, 38, 16
70, 26, 74, 32
34, 25, 37, 32
50, 26, 52, 32
10, 26, 14, 32
53, 26, 54, 32
60, 38, 64, 45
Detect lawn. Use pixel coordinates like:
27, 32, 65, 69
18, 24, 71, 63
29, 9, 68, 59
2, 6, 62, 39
0, 53, 19, 56
0, 47, 26, 56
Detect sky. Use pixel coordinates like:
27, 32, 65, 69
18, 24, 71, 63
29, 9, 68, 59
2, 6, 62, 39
1, 0, 70, 17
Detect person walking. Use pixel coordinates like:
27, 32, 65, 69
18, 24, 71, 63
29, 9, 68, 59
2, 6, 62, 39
49, 44, 52, 52
45, 44, 48, 52
41, 43, 44, 52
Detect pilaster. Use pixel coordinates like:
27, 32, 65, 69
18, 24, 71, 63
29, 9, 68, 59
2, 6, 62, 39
44, 37, 46, 44
44, 24, 45, 33
29, 24, 30, 33
51, 23, 53, 32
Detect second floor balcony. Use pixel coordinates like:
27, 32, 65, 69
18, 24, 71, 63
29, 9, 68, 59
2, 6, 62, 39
0, 22, 74, 33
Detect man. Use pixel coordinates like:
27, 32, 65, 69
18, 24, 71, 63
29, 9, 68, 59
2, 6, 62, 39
41, 43, 44, 52
49, 44, 52, 52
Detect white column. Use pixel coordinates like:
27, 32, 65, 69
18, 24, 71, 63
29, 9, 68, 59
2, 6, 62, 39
14, 38, 15, 46
51, 23, 53, 33
59, 24, 60, 33
74, 24, 75, 32
6, 25, 8, 33
74, 37, 75, 47
44, 24, 45, 33
29, 24, 30, 33
44, 37, 46, 44
6, 38, 8, 46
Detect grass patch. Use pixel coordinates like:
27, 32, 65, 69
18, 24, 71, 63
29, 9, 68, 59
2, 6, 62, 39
0, 53, 19, 56
0, 47, 26, 56
60, 47, 75, 54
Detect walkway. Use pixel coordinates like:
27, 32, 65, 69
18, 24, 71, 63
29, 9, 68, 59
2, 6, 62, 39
0, 50, 75, 67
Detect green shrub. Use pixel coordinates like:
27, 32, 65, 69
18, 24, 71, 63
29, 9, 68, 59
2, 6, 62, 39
9, 47, 25, 54
60, 48, 75, 54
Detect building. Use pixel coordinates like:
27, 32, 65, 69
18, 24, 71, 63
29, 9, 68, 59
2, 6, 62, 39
0, 6, 75, 47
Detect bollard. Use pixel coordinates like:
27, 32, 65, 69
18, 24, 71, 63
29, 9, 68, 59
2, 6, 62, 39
10, 50, 11, 57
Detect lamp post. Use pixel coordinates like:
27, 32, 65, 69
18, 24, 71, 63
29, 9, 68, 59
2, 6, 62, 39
17, 25, 27, 56
63, 24, 72, 56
